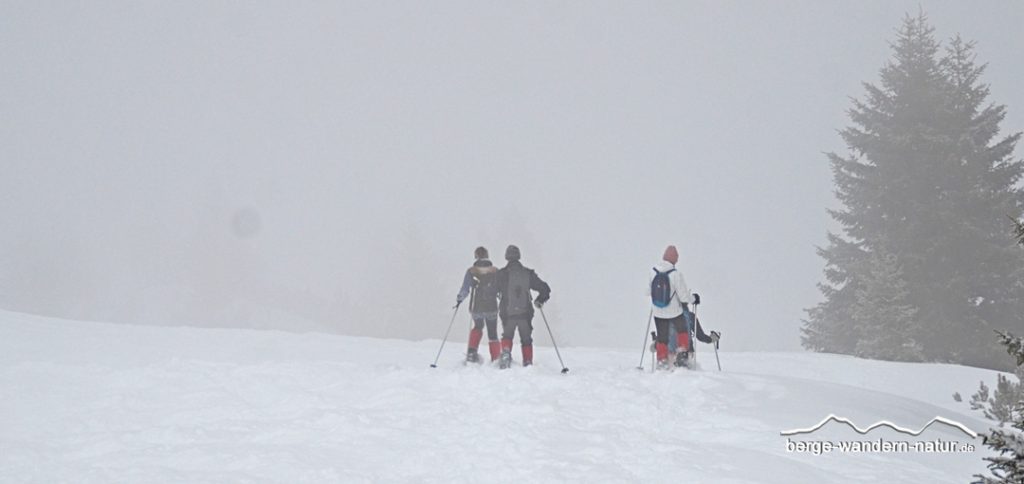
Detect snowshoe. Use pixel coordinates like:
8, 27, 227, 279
656, 359, 672, 371
675, 350, 697, 369
674, 350, 689, 368
498, 349, 513, 370
465, 350, 482, 365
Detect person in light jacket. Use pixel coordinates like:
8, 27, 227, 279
648, 245, 718, 368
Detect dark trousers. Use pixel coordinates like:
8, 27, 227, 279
655, 314, 689, 345
501, 317, 533, 346
471, 313, 499, 340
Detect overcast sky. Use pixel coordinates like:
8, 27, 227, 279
2, 1, 1022, 351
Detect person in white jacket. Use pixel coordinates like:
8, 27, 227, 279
648, 245, 698, 368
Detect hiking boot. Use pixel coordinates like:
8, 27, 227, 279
465, 350, 481, 364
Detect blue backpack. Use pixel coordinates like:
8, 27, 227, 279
651, 268, 676, 308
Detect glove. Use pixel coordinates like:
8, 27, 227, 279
692, 293, 701, 305
456, 295, 465, 305
710, 330, 720, 347
534, 299, 545, 309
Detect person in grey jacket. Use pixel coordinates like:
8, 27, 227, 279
494, 245, 551, 368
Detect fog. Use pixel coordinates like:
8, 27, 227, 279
2, 1, 1022, 351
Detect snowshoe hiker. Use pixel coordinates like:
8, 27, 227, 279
679, 296, 720, 368
456, 246, 501, 363
495, 245, 551, 369
649, 245, 696, 369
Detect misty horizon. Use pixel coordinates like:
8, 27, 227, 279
3, 1, 1022, 352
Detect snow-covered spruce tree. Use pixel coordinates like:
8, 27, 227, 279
969, 368, 1024, 425
803, 13, 1024, 370
1013, 216, 1024, 245
977, 332, 1024, 483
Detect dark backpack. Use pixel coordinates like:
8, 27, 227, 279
651, 268, 676, 308
474, 271, 498, 302
505, 266, 532, 316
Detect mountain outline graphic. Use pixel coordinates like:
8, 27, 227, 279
780, 414, 977, 439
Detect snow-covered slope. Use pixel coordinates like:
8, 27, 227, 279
0, 310, 1001, 483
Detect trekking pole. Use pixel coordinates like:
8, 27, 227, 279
713, 331, 722, 371
694, 304, 721, 372
430, 303, 461, 368
637, 308, 653, 370
650, 331, 656, 373
691, 302, 698, 367
538, 306, 569, 374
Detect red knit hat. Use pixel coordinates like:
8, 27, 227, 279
663, 245, 679, 265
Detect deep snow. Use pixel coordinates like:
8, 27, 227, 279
0, 310, 1002, 483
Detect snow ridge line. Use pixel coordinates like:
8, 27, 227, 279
779, 414, 978, 439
